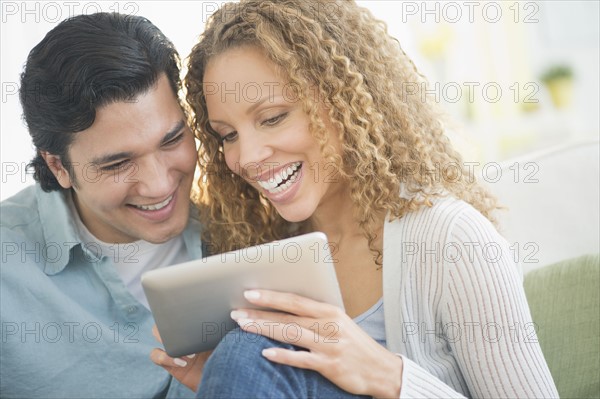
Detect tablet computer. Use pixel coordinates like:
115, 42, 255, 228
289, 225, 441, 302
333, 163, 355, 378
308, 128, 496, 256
141, 232, 343, 357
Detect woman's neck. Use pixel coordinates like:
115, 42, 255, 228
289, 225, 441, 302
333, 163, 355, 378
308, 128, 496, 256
309, 190, 357, 244
309, 191, 386, 318
309, 190, 385, 246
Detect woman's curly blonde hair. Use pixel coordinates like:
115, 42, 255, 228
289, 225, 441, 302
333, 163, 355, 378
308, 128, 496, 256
186, 0, 498, 258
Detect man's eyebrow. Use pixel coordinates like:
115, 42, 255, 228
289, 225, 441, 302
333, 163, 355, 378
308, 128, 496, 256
160, 119, 186, 145
90, 151, 134, 167
90, 119, 186, 166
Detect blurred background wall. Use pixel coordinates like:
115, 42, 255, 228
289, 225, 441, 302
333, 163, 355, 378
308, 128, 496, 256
1, 0, 599, 200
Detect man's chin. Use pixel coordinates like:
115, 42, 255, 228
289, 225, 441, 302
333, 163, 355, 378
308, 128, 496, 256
145, 220, 188, 244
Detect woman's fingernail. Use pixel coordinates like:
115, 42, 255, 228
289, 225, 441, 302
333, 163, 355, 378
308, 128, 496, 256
244, 290, 260, 300
174, 358, 187, 367
262, 349, 276, 358
230, 310, 248, 320
186, 354, 196, 359
236, 318, 254, 327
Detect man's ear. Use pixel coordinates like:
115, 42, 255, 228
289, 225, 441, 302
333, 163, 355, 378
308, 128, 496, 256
40, 151, 73, 189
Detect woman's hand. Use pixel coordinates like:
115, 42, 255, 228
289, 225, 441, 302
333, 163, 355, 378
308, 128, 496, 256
149, 325, 212, 392
231, 290, 403, 398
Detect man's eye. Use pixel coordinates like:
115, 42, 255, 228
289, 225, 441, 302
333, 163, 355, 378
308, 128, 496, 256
102, 160, 129, 171
262, 112, 288, 127
164, 133, 184, 146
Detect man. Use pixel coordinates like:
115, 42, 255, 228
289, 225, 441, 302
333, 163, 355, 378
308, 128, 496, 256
1, 13, 200, 397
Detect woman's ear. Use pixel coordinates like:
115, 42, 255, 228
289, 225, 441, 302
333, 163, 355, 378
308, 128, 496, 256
40, 151, 73, 189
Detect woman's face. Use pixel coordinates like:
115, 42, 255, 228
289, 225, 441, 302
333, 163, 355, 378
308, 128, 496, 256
203, 46, 345, 223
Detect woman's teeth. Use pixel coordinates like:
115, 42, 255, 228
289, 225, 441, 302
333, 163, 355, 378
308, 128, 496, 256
133, 195, 173, 211
258, 162, 302, 193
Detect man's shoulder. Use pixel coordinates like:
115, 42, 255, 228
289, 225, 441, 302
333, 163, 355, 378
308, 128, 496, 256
0, 185, 67, 249
1, 185, 41, 231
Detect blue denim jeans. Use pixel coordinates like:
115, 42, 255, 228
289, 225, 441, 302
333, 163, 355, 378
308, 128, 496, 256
197, 328, 369, 398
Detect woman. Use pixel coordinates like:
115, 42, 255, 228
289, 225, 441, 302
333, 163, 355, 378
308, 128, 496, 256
152, 1, 558, 397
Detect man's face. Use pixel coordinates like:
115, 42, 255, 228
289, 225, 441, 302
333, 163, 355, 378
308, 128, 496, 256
52, 74, 197, 244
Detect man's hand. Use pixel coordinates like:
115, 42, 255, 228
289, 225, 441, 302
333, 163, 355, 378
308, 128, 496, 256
149, 325, 212, 392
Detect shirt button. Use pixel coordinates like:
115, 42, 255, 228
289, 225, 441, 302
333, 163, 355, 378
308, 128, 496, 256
127, 306, 137, 313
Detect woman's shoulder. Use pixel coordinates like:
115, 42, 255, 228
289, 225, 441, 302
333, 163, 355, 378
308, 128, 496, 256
385, 195, 501, 246
388, 195, 480, 228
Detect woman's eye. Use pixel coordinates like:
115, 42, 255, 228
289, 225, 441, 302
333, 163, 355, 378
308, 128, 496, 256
221, 131, 238, 144
262, 112, 288, 127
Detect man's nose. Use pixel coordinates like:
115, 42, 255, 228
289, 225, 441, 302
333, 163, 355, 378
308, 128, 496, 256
132, 155, 172, 198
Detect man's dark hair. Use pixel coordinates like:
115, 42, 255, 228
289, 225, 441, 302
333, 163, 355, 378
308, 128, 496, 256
20, 12, 181, 192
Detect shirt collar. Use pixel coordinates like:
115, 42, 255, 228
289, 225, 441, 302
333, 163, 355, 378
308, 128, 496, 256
36, 186, 82, 275
36, 186, 204, 275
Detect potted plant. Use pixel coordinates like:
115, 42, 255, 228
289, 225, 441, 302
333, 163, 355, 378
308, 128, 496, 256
540, 65, 574, 109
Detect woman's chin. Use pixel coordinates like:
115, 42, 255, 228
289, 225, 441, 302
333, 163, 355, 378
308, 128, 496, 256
274, 206, 313, 224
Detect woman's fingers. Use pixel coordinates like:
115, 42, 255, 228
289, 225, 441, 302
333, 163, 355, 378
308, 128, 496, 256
228, 289, 403, 397
242, 289, 342, 319
261, 346, 320, 370
234, 315, 343, 352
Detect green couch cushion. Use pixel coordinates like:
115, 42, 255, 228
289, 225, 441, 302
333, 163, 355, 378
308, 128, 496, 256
524, 254, 600, 399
